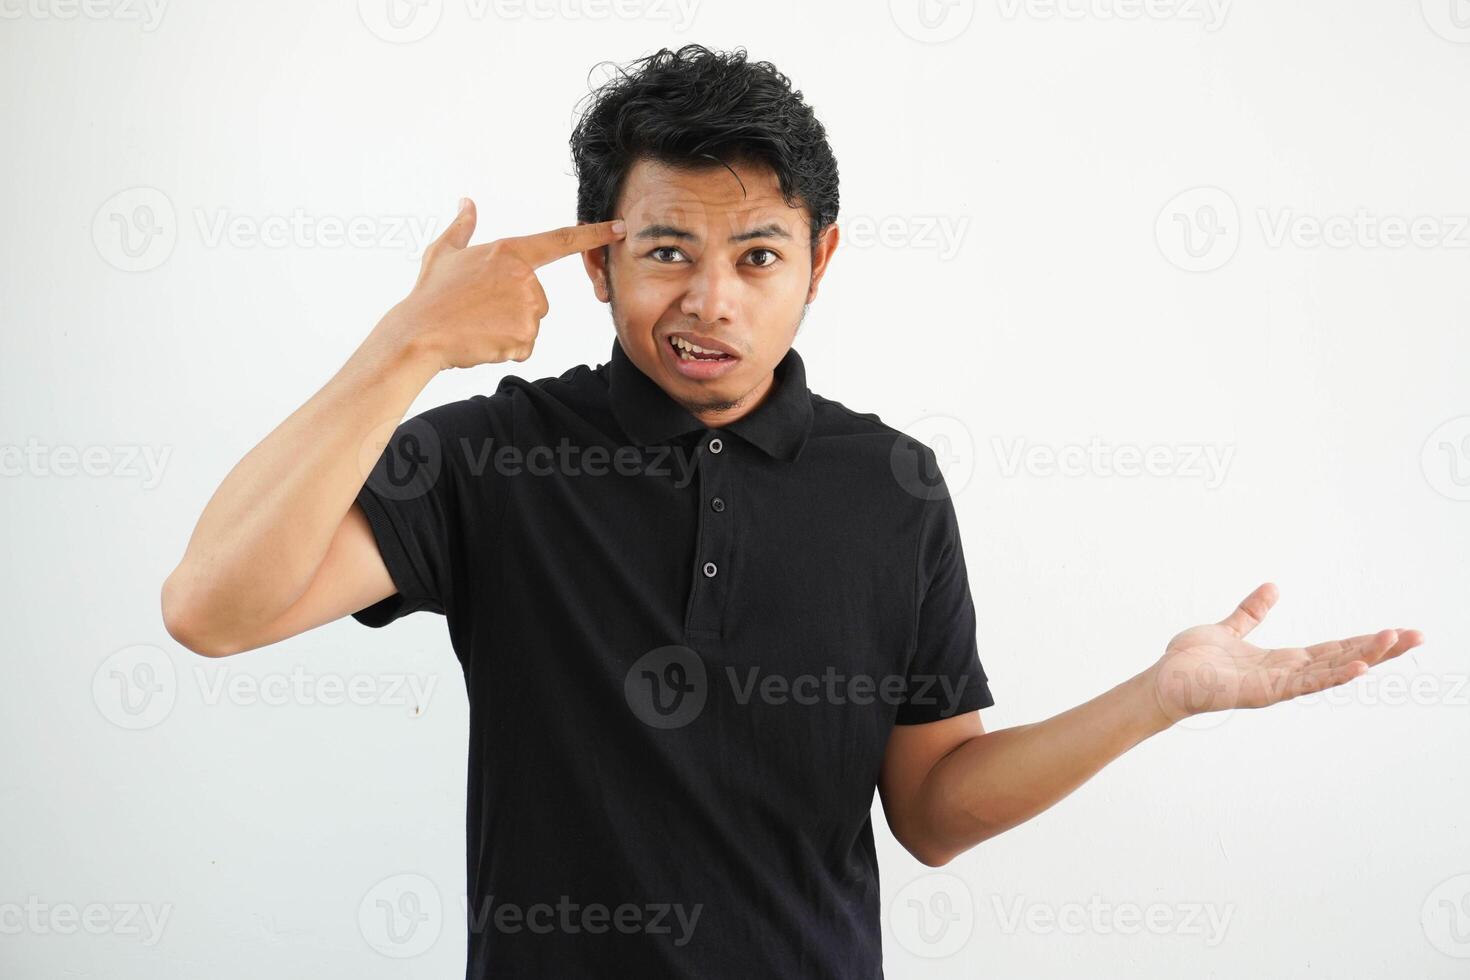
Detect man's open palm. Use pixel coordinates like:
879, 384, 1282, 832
1150, 583, 1425, 722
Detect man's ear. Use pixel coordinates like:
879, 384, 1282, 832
582, 237, 612, 304
806, 222, 840, 304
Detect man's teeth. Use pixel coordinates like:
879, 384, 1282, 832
670, 337, 730, 360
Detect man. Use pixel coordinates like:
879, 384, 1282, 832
160, 44, 1422, 978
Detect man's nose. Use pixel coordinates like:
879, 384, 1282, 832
679, 261, 739, 325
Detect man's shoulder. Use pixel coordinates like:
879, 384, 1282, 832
809, 390, 890, 435
490, 355, 609, 406
413, 357, 610, 432
806, 390, 958, 508
808, 391, 932, 456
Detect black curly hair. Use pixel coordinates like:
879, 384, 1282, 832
569, 44, 839, 260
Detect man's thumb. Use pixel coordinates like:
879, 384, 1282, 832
437, 197, 476, 251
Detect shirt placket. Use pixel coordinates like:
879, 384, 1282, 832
685, 430, 731, 639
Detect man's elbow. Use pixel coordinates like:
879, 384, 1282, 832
910, 840, 959, 868
160, 569, 243, 658
896, 827, 963, 868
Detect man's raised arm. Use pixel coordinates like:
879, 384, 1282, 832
159, 199, 625, 656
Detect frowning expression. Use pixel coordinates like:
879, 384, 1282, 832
584, 157, 838, 424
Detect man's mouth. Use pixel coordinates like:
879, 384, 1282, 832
667, 335, 737, 362
662, 332, 742, 381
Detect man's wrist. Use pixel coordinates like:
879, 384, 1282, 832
361, 309, 444, 384
1125, 666, 1179, 740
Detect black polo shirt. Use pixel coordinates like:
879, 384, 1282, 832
351, 337, 994, 979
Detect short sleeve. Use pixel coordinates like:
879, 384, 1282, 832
894, 473, 995, 724
351, 397, 499, 629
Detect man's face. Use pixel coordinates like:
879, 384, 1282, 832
583, 157, 838, 423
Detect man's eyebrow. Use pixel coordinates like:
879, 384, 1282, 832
632, 222, 792, 243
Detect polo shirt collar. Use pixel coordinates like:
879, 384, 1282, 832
606, 337, 814, 462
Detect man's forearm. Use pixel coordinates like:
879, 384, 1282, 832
915, 668, 1175, 865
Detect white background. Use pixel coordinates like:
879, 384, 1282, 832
3, 1, 1468, 977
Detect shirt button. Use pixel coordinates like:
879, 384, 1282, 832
710, 496, 725, 513
708, 437, 723, 454
702, 561, 718, 578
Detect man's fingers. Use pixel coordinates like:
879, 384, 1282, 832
527, 274, 549, 321
1392, 628, 1426, 651
1307, 628, 1423, 669
1218, 582, 1278, 638
433, 197, 477, 252
505, 219, 627, 268
1279, 660, 1369, 700
1285, 630, 1390, 673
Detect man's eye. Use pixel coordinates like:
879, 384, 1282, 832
646, 246, 780, 267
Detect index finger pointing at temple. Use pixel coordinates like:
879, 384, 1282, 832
505, 219, 627, 268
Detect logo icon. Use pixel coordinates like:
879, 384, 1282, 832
359, 873, 442, 957
93, 187, 176, 272
890, 872, 974, 957
890, 0, 975, 43
891, 415, 974, 500
1423, 873, 1470, 957
358, 0, 443, 42
361, 416, 444, 502
624, 645, 707, 729
1422, 0, 1470, 42
1156, 186, 1240, 272
93, 644, 177, 730
1422, 415, 1470, 501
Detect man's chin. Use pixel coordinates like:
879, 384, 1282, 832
659, 373, 741, 414
652, 359, 754, 413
